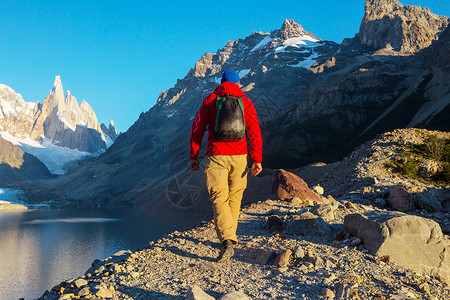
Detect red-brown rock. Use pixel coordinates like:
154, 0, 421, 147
272, 169, 322, 202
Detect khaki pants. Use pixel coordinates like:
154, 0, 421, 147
205, 155, 248, 245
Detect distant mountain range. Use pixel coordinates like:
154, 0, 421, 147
0, 76, 118, 177
23, 0, 450, 210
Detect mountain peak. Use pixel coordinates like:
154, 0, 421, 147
357, 0, 449, 53
281, 19, 304, 32
363, 0, 403, 23
54, 75, 62, 88
275, 19, 319, 40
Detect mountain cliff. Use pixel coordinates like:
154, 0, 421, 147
28, 0, 450, 210
0, 76, 118, 177
355, 0, 449, 53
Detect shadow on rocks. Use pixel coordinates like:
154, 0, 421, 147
160, 236, 219, 262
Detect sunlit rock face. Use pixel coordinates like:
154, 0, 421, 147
356, 0, 449, 53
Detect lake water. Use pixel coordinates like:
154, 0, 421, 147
0, 207, 205, 299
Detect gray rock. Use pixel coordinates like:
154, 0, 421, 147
219, 290, 251, 300
74, 278, 88, 288
186, 285, 215, 300
387, 185, 443, 212
314, 256, 325, 268
77, 287, 90, 297
254, 249, 274, 265
310, 203, 335, 220
92, 285, 114, 298
387, 185, 415, 212
293, 245, 305, 259
344, 211, 450, 282
375, 198, 387, 207
285, 212, 332, 237
415, 189, 444, 212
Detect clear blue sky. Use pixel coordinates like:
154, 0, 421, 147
1, 1, 448, 132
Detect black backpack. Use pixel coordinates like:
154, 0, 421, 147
214, 95, 246, 141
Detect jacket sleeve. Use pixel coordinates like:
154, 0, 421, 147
190, 96, 211, 160
245, 99, 263, 163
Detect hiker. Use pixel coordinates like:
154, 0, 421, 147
190, 69, 263, 262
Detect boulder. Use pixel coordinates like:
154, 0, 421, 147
272, 169, 322, 203
387, 185, 443, 212
310, 203, 336, 220
344, 211, 450, 282
387, 185, 415, 211
186, 285, 215, 300
219, 290, 251, 300
285, 212, 332, 237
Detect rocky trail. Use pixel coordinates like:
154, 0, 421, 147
37, 128, 450, 300
39, 200, 449, 300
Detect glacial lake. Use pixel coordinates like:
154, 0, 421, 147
0, 207, 205, 299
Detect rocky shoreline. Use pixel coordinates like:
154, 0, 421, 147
0, 203, 28, 210
38, 198, 449, 300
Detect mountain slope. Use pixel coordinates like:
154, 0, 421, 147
29, 0, 450, 210
0, 136, 52, 182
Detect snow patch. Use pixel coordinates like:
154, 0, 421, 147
103, 133, 114, 148
275, 36, 319, 52
0, 132, 91, 175
238, 69, 251, 79
287, 52, 319, 69
250, 36, 273, 52
0, 100, 16, 117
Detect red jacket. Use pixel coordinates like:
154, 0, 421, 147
190, 82, 263, 163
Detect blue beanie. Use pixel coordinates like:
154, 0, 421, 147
221, 70, 240, 84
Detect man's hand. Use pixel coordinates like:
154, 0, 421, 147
251, 162, 262, 176
190, 158, 200, 171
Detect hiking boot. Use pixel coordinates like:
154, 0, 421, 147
216, 240, 234, 263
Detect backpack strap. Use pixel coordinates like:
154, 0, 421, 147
237, 97, 245, 134
214, 96, 225, 135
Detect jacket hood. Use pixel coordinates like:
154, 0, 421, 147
214, 82, 245, 98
